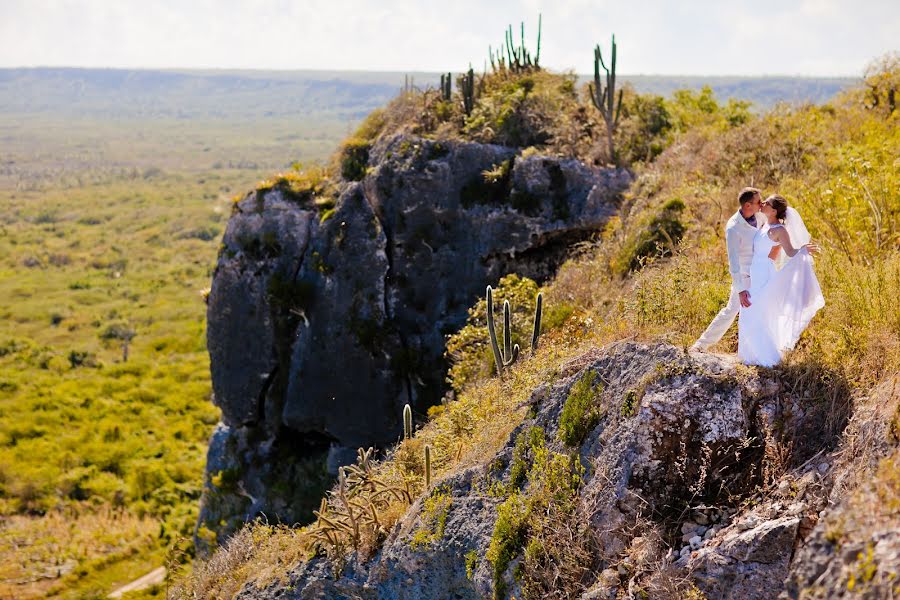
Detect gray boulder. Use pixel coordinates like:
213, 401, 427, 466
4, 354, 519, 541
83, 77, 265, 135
199, 135, 632, 543
233, 342, 796, 599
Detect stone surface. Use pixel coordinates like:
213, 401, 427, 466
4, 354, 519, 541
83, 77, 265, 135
233, 342, 787, 599
685, 515, 801, 599
211, 345, 899, 600
199, 134, 632, 543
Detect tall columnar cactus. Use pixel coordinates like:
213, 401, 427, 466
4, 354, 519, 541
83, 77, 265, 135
461, 67, 475, 116
487, 286, 544, 375
531, 292, 543, 352
424, 445, 432, 488
589, 35, 623, 163
486, 285, 519, 376
489, 16, 542, 73
440, 72, 452, 101
403, 403, 413, 440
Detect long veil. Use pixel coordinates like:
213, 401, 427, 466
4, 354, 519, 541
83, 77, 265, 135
775, 206, 811, 269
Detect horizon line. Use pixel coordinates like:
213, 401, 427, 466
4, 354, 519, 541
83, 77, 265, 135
0, 65, 863, 80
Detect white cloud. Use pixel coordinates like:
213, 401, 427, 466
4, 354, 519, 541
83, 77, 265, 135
0, 0, 896, 75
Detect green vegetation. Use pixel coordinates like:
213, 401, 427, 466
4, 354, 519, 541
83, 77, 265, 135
410, 485, 452, 550
4, 53, 893, 600
558, 370, 604, 446
486, 430, 585, 598
0, 172, 239, 598
446, 274, 541, 391
509, 426, 546, 491
0, 93, 333, 596
487, 491, 529, 599
177, 54, 899, 598
339, 138, 371, 181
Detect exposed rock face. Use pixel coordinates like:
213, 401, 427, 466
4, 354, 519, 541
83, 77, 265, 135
232, 342, 819, 599
782, 377, 900, 599
231, 344, 900, 600
199, 135, 632, 543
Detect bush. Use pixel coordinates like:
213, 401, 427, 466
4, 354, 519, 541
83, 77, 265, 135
558, 371, 603, 446
339, 138, 370, 181
99, 322, 136, 342
617, 197, 686, 274
445, 274, 542, 392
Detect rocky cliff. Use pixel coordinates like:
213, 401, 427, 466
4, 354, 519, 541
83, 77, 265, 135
227, 343, 899, 600
198, 134, 632, 543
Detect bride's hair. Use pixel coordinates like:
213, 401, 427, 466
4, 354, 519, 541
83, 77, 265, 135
766, 194, 788, 221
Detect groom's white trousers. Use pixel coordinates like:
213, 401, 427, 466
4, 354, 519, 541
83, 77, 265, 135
695, 286, 741, 348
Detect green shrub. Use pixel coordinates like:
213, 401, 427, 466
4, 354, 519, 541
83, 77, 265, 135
410, 485, 453, 549
620, 198, 686, 273
509, 426, 545, 490
558, 371, 603, 447
339, 138, 370, 181
486, 491, 529, 600
445, 274, 541, 392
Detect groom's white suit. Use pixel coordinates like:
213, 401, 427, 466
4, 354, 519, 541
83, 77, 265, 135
694, 209, 762, 349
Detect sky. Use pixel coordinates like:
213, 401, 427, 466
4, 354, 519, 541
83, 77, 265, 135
0, 0, 897, 76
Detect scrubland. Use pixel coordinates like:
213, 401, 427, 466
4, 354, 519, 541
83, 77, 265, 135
177, 55, 898, 598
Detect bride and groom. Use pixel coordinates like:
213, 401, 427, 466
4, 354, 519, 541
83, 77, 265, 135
691, 187, 824, 366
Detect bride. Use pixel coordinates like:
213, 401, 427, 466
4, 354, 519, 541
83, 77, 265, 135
737, 195, 825, 367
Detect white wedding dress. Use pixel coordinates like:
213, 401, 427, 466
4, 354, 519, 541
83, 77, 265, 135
737, 214, 825, 367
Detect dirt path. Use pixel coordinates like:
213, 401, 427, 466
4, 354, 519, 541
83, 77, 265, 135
108, 566, 166, 598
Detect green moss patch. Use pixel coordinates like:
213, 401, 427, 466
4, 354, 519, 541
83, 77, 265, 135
558, 370, 604, 447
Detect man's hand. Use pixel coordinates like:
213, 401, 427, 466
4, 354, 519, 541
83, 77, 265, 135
739, 290, 751, 308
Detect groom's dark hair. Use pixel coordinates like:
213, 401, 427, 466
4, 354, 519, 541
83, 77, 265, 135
738, 187, 761, 205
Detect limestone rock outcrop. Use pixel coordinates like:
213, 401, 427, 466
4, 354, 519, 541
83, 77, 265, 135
231, 342, 819, 599
198, 134, 632, 542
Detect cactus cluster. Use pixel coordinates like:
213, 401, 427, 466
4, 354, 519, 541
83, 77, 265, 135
440, 72, 452, 101
460, 67, 476, 116
309, 446, 413, 552
310, 401, 443, 554
486, 285, 543, 376
489, 15, 542, 73
589, 35, 623, 162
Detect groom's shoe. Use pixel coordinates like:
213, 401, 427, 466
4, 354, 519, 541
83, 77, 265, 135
689, 342, 706, 353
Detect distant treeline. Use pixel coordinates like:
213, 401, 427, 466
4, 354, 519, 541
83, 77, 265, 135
0, 68, 857, 120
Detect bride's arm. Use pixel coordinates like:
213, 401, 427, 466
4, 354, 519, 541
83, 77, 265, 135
770, 226, 816, 257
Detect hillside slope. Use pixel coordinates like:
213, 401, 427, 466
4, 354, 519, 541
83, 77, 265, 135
178, 58, 898, 599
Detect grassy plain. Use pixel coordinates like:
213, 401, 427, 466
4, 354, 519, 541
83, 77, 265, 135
0, 108, 352, 598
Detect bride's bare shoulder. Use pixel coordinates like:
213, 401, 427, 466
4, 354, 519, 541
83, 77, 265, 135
767, 223, 786, 240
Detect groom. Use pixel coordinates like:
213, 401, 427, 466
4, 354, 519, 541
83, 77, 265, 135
691, 187, 763, 352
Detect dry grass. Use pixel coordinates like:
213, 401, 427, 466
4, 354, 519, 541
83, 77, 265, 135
169, 522, 311, 599
179, 61, 900, 596
0, 504, 158, 599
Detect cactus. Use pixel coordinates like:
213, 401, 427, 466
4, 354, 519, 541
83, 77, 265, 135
403, 403, 413, 439
310, 445, 415, 554
440, 72, 452, 101
489, 16, 541, 73
486, 285, 520, 376
589, 35, 623, 163
337, 466, 359, 549
424, 445, 432, 488
460, 67, 475, 116
531, 292, 543, 352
